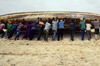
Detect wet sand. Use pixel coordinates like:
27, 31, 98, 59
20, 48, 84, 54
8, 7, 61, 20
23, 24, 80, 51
0, 32, 100, 66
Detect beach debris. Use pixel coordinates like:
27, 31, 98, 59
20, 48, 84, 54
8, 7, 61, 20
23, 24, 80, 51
26, 44, 29, 45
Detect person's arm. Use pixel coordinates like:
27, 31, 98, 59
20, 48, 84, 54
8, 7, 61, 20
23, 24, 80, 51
79, 23, 81, 28
91, 21, 94, 23
64, 17, 66, 23
52, 21, 54, 25
6, 24, 8, 29
52, 17, 55, 23
75, 18, 76, 23
36, 20, 39, 23
43, 24, 45, 28
57, 19, 59, 23
56, 17, 59, 23
50, 23, 51, 28
52, 17, 55, 27
36, 17, 39, 23
53, 17, 55, 20
90, 24, 91, 28
42, 22, 45, 28
83, 18, 86, 23
85, 23, 87, 27
90, 19, 93, 23
3, 24, 5, 29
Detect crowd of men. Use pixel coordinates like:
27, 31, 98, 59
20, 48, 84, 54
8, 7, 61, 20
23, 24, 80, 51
0, 17, 99, 41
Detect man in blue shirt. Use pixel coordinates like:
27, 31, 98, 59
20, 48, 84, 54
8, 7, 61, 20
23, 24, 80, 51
58, 18, 66, 41
8, 20, 19, 39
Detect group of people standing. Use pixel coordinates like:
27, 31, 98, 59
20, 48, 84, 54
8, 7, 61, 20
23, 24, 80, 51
79, 18, 100, 41
0, 17, 99, 41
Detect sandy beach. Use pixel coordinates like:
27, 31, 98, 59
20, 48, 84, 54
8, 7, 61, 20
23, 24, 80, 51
0, 32, 100, 66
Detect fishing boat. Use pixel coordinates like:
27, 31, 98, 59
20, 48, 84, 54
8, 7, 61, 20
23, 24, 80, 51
0, 11, 100, 32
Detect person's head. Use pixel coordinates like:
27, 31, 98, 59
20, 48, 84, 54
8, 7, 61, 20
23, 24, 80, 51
37, 17, 39, 20
9, 21, 12, 24
60, 19, 63, 22
48, 18, 51, 23
48, 20, 50, 23
53, 17, 55, 20
80, 18, 83, 21
83, 18, 85, 20
15, 22, 17, 24
21, 20, 25, 24
42, 21, 45, 23
15, 20, 18, 22
1, 20, 5, 24
21, 21, 24, 24
22, 19, 25, 22
40, 18, 42, 21
71, 19, 74, 22
95, 19, 97, 21
1, 19, 4, 23
47, 18, 50, 21
21, 19, 25, 24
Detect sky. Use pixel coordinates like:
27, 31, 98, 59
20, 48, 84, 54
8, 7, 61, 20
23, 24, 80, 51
0, 0, 100, 15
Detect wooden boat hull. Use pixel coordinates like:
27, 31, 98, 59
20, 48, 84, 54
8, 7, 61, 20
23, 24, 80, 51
0, 11, 100, 32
